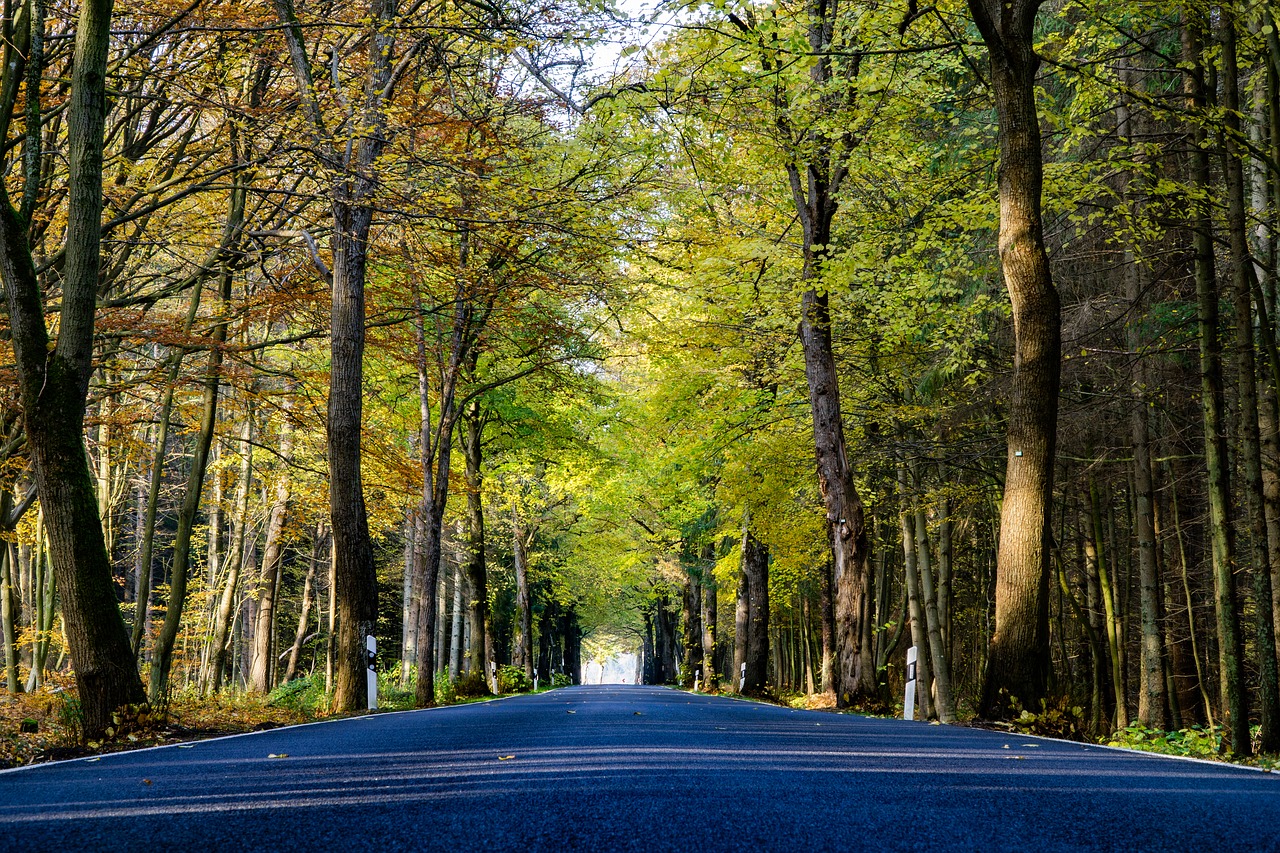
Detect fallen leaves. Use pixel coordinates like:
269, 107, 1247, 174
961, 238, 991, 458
497, 755, 516, 761
267, 753, 290, 759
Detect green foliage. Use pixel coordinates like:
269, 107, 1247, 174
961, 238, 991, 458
551, 672, 572, 688
433, 671, 458, 706
497, 665, 533, 694
267, 675, 327, 715
57, 694, 83, 744
1105, 723, 1223, 759
454, 670, 493, 698
999, 691, 1086, 741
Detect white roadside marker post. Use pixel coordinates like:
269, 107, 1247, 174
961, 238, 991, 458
694, 669, 701, 692
490, 661, 499, 694
534, 673, 539, 691
366, 635, 378, 711
904, 646, 918, 721
739, 662, 747, 692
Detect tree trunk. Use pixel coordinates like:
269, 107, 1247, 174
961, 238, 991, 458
1221, 8, 1280, 753
1185, 11, 1248, 754
283, 522, 325, 683
148, 265, 232, 701
249, 417, 294, 693
449, 562, 465, 679
969, 0, 1061, 720
899, 468, 933, 719
915, 496, 954, 722
0, 0, 148, 739
1, 542, 18, 693
682, 570, 702, 686
273, 0, 395, 715
742, 527, 769, 694
462, 402, 490, 677
205, 414, 254, 695
400, 509, 418, 686
701, 545, 717, 689
512, 514, 533, 681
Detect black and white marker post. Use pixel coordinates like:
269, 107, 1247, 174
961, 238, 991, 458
739, 662, 746, 693
693, 669, 701, 692
903, 646, 917, 721
366, 635, 378, 711
490, 661, 498, 694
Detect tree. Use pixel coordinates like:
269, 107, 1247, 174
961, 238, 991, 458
968, 0, 1061, 719
0, 0, 149, 738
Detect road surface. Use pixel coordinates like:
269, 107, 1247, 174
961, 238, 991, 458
1, 685, 1277, 851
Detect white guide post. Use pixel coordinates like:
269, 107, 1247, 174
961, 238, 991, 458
739, 662, 747, 692
694, 669, 701, 693
490, 660, 499, 694
534, 673, 539, 691
366, 635, 378, 711
904, 646, 918, 721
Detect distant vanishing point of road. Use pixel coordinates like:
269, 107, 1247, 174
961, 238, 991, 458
2, 685, 1278, 852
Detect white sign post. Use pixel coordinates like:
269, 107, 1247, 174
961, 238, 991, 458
366, 635, 378, 711
693, 669, 701, 693
739, 662, 747, 692
534, 674, 539, 691
490, 660, 499, 694
903, 646, 918, 721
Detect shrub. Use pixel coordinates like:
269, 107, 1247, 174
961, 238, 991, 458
550, 672, 572, 688
267, 675, 325, 714
454, 669, 492, 698
433, 671, 457, 705
497, 665, 532, 694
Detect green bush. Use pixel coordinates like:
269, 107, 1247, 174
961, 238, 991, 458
267, 675, 325, 714
497, 665, 532, 694
433, 671, 457, 705
454, 669, 492, 698
1105, 723, 1222, 758
550, 672, 572, 688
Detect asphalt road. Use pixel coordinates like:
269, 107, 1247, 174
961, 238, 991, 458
1, 684, 1277, 851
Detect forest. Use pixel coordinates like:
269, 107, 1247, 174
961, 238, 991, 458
1, 0, 1278, 762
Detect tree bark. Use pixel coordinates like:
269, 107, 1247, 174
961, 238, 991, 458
1184, 11, 1248, 754
969, 0, 1061, 720
701, 551, 717, 689
249, 416, 294, 693
282, 522, 325, 683
742, 526, 769, 693
0, 0, 148, 738
512, 513, 533, 681
148, 265, 232, 701
1220, 8, 1280, 753
462, 402, 491, 677
205, 413, 254, 695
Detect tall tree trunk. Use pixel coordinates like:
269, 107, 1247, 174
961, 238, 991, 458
1221, 8, 1280, 753
462, 402, 490, 677
449, 562, 465, 679
969, 0, 1061, 720
914, 487, 954, 722
512, 514, 533, 681
0, 0, 148, 739
899, 468, 933, 719
249, 417, 294, 693
701, 553, 717, 689
400, 508, 418, 686
148, 265, 232, 701
742, 527, 769, 694
1185, 11, 1248, 754
283, 522, 325, 683
1090, 477, 1126, 728
1, 542, 18, 693
681, 569, 702, 686
273, 0, 395, 714
205, 413, 254, 695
